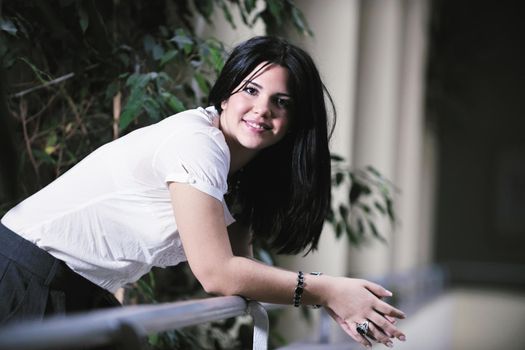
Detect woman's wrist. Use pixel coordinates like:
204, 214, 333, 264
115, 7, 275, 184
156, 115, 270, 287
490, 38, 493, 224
292, 271, 324, 308
300, 273, 334, 308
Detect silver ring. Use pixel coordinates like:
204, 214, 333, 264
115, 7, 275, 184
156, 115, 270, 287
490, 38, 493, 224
356, 321, 370, 336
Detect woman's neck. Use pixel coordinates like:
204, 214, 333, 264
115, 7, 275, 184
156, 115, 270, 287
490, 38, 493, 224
227, 141, 257, 176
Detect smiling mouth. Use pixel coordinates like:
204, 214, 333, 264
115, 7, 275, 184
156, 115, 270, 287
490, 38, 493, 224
243, 119, 272, 131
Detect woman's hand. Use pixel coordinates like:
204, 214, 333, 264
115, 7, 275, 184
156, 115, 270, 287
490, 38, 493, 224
323, 277, 406, 348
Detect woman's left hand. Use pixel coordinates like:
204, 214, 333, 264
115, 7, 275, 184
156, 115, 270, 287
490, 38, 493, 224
322, 277, 406, 348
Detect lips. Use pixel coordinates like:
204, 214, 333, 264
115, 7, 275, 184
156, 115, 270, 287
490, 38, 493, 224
243, 119, 272, 131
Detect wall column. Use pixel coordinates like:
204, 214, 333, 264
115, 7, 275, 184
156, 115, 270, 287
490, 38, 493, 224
276, 0, 361, 343
392, 0, 431, 272
348, 0, 404, 277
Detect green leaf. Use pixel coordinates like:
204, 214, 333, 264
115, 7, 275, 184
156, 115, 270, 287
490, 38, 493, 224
46, 132, 58, 148
194, 72, 209, 95
335, 221, 343, 238
143, 34, 155, 52
386, 198, 395, 222
194, 0, 214, 22
335, 172, 344, 185
338, 204, 348, 219
148, 333, 160, 346
345, 224, 358, 244
330, 153, 345, 162
137, 279, 155, 301
207, 44, 225, 72
152, 44, 165, 61
374, 201, 386, 215
105, 81, 119, 101
291, 6, 313, 36
267, 0, 284, 22
160, 49, 178, 66
359, 203, 371, 214
217, 0, 236, 28
367, 220, 386, 243
162, 92, 185, 113
143, 97, 162, 121
120, 73, 152, 131
78, 5, 89, 33
325, 207, 334, 223
349, 183, 362, 204
0, 18, 17, 35
357, 218, 364, 236
171, 29, 194, 54
244, 0, 256, 13
366, 165, 382, 178
33, 149, 56, 165
119, 97, 143, 131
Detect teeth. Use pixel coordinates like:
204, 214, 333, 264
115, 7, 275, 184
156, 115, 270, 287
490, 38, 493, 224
245, 120, 268, 130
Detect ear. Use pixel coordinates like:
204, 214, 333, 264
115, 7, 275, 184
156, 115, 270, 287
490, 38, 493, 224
221, 99, 228, 110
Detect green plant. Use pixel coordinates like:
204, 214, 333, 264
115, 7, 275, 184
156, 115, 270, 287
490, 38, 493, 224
330, 156, 397, 246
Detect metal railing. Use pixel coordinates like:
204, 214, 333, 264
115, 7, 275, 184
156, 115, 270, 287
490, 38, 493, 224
0, 296, 276, 350
0, 265, 448, 350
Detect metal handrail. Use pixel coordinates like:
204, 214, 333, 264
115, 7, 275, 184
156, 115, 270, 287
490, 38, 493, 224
0, 296, 274, 350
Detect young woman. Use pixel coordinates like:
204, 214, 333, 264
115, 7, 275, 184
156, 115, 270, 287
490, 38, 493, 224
0, 36, 406, 348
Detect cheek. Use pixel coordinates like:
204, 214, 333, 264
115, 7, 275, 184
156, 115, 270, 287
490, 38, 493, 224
277, 116, 292, 134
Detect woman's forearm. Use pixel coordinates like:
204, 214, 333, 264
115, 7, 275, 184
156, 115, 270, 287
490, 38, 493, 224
206, 255, 329, 307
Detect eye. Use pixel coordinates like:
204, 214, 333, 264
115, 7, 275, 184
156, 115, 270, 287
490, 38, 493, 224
274, 96, 292, 109
243, 85, 258, 96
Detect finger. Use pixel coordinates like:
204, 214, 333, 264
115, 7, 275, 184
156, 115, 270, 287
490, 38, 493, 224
385, 315, 397, 325
364, 280, 393, 298
366, 321, 394, 347
348, 321, 373, 349
373, 307, 398, 324
375, 300, 406, 319
368, 312, 406, 341
330, 311, 370, 348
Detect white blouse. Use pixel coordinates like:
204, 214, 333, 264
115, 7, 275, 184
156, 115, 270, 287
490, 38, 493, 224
1, 107, 235, 292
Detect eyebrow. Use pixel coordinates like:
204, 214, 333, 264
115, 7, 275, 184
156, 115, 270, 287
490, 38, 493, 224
243, 80, 291, 97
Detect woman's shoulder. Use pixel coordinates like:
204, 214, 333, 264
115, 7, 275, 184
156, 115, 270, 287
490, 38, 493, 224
152, 106, 228, 161
159, 106, 220, 132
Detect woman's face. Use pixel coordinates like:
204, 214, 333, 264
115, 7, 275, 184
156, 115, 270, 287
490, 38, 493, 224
220, 62, 292, 156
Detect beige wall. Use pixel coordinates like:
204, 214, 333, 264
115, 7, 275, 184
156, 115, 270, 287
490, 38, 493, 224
196, 1, 265, 49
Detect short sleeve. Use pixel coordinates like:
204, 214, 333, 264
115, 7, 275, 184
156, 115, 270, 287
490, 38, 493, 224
152, 129, 230, 202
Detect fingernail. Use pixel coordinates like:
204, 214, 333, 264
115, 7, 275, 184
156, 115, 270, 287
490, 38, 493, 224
386, 341, 394, 347
399, 335, 406, 341
386, 289, 393, 296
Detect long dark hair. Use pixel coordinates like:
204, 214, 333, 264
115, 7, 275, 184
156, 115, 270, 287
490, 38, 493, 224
209, 36, 335, 255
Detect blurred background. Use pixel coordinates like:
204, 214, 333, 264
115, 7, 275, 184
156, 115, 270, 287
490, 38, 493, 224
1, 0, 524, 349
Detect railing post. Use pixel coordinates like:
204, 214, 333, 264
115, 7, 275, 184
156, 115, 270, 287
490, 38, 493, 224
247, 301, 269, 350
112, 321, 145, 350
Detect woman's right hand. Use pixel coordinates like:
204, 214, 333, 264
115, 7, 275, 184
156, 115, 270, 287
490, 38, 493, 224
322, 277, 406, 348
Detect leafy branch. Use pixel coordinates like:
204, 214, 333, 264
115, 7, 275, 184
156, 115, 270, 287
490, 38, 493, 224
329, 155, 398, 245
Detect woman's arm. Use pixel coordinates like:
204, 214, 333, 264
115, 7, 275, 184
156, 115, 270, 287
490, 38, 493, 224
170, 182, 405, 348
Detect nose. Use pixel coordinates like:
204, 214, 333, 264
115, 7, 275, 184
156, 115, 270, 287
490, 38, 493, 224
252, 96, 272, 118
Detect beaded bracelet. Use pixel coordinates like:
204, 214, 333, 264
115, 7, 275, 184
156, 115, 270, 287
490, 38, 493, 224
293, 271, 323, 308
293, 271, 305, 307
